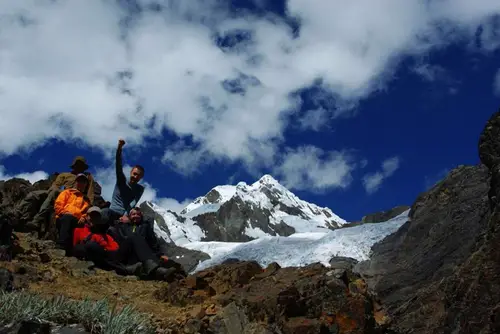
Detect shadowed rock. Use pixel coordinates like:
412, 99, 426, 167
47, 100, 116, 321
356, 108, 500, 334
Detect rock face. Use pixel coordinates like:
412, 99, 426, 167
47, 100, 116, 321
356, 108, 500, 334
361, 206, 410, 224
155, 260, 389, 333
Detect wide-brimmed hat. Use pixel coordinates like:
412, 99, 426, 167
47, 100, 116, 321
70, 156, 89, 170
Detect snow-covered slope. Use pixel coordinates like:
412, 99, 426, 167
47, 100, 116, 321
175, 174, 348, 241
146, 202, 206, 245
184, 210, 409, 272
181, 185, 236, 216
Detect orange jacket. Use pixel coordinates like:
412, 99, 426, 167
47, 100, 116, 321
54, 188, 90, 220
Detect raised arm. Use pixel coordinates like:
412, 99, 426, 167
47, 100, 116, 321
116, 139, 127, 184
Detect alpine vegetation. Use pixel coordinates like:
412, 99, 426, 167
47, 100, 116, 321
0, 292, 155, 334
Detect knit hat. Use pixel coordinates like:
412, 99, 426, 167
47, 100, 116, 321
87, 206, 101, 215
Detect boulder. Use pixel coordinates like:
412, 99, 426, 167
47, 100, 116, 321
0, 175, 55, 233
329, 256, 359, 270
0, 268, 14, 292
158, 242, 210, 274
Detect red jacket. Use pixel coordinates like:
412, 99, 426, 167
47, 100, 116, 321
73, 225, 119, 252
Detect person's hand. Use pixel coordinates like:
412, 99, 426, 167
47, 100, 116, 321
119, 215, 130, 224
77, 216, 87, 225
160, 255, 169, 262
118, 139, 126, 148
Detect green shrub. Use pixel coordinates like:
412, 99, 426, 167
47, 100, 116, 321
0, 292, 155, 334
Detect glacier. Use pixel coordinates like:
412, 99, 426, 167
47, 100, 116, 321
183, 210, 409, 272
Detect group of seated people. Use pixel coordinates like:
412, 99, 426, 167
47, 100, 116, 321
36, 139, 184, 281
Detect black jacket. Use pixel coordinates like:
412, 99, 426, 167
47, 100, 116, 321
108, 219, 168, 257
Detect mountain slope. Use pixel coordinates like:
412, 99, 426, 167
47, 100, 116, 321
149, 174, 348, 243
185, 209, 409, 272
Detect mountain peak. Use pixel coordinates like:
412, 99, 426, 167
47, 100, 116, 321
257, 174, 280, 185
175, 173, 348, 241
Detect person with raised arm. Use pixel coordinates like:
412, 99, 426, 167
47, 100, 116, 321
101, 139, 145, 225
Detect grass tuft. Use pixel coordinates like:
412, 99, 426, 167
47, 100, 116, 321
0, 291, 156, 334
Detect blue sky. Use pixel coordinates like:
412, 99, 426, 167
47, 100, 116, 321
0, 0, 499, 221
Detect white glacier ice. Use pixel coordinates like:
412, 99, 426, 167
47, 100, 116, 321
184, 210, 409, 272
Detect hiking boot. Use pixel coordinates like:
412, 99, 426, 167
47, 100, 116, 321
154, 267, 177, 282
143, 259, 160, 276
124, 262, 142, 276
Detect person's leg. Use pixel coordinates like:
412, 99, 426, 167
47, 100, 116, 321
56, 214, 78, 253
32, 189, 59, 225
128, 235, 176, 280
129, 235, 157, 261
76, 242, 128, 273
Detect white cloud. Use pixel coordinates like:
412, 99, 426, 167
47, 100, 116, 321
362, 157, 400, 194
413, 64, 446, 82
494, 69, 500, 96
0, 165, 48, 184
0, 0, 499, 180
157, 198, 193, 213
273, 146, 354, 192
298, 108, 330, 131
93, 164, 190, 212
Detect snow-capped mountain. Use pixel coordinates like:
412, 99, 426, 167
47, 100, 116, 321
142, 174, 348, 244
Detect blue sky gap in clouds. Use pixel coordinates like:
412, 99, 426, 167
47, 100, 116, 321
0, 0, 499, 221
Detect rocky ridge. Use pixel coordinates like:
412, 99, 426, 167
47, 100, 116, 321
361, 206, 410, 225
355, 108, 500, 334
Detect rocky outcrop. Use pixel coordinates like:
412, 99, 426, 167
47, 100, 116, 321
192, 196, 292, 242
155, 260, 389, 333
140, 202, 209, 273
1, 232, 387, 333
355, 108, 500, 334
361, 206, 410, 224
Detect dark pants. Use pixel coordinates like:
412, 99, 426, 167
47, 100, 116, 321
72, 241, 125, 273
73, 235, 160, 275
56, 214, 78, 253
100, 208, 122, 226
